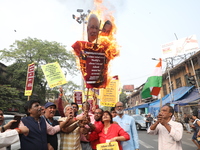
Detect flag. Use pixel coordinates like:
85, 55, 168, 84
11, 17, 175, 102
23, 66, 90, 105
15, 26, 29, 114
141, 59, 162, 99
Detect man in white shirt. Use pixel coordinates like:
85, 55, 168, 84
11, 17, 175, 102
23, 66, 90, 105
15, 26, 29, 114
0, 120, 29, 150
147, 105, 183, 150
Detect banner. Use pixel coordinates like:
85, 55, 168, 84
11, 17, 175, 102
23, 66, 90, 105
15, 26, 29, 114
97, 142, 119, 150
41, 62, 67, 88
24, 63, 35, 96
162, 34, 199, 58
73, 90, 84, 108
100, 78, 119, 107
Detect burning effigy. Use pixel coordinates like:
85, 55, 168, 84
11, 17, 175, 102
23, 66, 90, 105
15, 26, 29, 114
72, 9, 120, 89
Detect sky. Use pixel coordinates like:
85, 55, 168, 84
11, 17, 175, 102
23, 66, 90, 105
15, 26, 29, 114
1, 0, 200, 88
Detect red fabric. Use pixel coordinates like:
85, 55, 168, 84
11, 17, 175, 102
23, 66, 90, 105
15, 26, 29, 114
72, 41, 117, 89
90, 121, 104, 149
89, 123, 130, 150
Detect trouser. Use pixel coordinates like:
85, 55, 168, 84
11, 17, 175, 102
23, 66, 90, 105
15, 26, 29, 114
81, 142, 92, 150
185, 123, 191, 132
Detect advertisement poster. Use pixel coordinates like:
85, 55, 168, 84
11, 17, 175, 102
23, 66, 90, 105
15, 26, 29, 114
162, 35, 199, 58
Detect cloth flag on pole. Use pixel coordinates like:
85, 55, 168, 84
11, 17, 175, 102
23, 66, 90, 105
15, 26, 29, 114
141, 58, 162, 99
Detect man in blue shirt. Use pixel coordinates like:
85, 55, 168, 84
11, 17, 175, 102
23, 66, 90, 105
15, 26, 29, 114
113, 102, 140, 150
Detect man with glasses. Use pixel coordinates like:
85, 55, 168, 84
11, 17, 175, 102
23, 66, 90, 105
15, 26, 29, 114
113, 102, 140, 150
71, 102, 79, 117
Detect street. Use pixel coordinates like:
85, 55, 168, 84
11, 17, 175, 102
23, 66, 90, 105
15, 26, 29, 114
138, 129, 197, 150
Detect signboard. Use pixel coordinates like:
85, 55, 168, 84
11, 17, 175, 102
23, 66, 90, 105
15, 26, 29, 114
85, 51, 105, 88
97, 142, 119, 150
41, 62, 67, 88
24, 63, 35, 96
162, 35, 199, 58
73, 90, 83, 107
100, 79, 119, 107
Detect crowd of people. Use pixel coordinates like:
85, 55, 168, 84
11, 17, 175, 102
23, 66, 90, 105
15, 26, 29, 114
0, 96, 140, 150
1, 95, 200, 150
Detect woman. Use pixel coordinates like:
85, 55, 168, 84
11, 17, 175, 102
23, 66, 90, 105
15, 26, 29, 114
89, 111, 130, 150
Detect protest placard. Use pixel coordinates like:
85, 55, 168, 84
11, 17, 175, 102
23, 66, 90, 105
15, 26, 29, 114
41, 62, 67, 88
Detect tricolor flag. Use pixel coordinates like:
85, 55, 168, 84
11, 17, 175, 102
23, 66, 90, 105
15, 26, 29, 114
141, 59, 162, 99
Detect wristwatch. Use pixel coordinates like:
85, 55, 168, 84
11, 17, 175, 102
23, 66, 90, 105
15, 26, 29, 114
88, 123, 93, 126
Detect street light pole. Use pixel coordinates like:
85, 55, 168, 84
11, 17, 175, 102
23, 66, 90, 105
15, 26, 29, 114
72, 9, 90, 92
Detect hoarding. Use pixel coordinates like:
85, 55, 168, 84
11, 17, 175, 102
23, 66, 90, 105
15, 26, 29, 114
162, 35, 199, 58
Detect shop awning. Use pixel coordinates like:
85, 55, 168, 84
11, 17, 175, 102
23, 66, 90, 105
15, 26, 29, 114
149, 86, 194, 108
172, 88, 200, 105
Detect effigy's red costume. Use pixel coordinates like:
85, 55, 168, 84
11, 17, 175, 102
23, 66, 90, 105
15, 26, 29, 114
72, 40, 119, 88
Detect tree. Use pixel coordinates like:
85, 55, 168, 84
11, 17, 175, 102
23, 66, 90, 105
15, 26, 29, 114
0, 85, 22, 111
119, 89, 128, 106
0, 37, 78, 103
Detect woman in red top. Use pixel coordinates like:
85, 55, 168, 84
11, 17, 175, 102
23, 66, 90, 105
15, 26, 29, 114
89, 111, 130, 150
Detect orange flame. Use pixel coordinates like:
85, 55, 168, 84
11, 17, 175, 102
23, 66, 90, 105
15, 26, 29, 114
72, 0, 120, 89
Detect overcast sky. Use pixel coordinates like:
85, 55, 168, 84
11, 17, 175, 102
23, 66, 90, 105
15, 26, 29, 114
1, 0, 200, 88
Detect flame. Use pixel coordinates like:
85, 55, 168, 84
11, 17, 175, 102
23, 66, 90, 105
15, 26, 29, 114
72, 0, 120, 89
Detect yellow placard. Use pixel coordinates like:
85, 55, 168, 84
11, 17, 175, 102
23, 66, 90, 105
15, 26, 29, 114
41, 62, 67, 88
100, 79, 119, 107
97, 142, 119, 150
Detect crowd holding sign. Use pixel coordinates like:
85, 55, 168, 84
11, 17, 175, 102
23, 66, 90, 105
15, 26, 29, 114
41, 62, 67, 88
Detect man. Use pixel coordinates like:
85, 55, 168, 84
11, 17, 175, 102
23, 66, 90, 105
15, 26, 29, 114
113, 102, 139, 150
19, 100, 70, 150
110, 107, 117, 118
58, 104, 82, 150
43, 102, 59, 150
89, 108, 104, 150
100, 20, 112, 36
71, 102, 79, 117
0, 120, 29, 150
40, 105, 45, 116
87, 14, 100, 43
183, 113, 191, 133
191, 113, 200, 149
147, 105, 183, 150
0, 109, 5, 127
146, 113, 153, 128
77, 101, 95, 150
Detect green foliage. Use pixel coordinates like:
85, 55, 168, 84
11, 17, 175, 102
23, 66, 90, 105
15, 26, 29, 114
119, 89, 128, 106
0, 85, 22, 111
0, 37, 79, 104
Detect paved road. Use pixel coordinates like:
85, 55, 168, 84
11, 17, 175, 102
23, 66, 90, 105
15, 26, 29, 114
138, 129, 197, 150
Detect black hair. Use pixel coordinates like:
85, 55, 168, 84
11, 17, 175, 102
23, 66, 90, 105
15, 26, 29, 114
110, 107, 115, 112
162, 105, 174, 117
71, 102, 79, 110
102, 111, 113, 124
24, 100, 40, 116
82, 101, 90, 107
